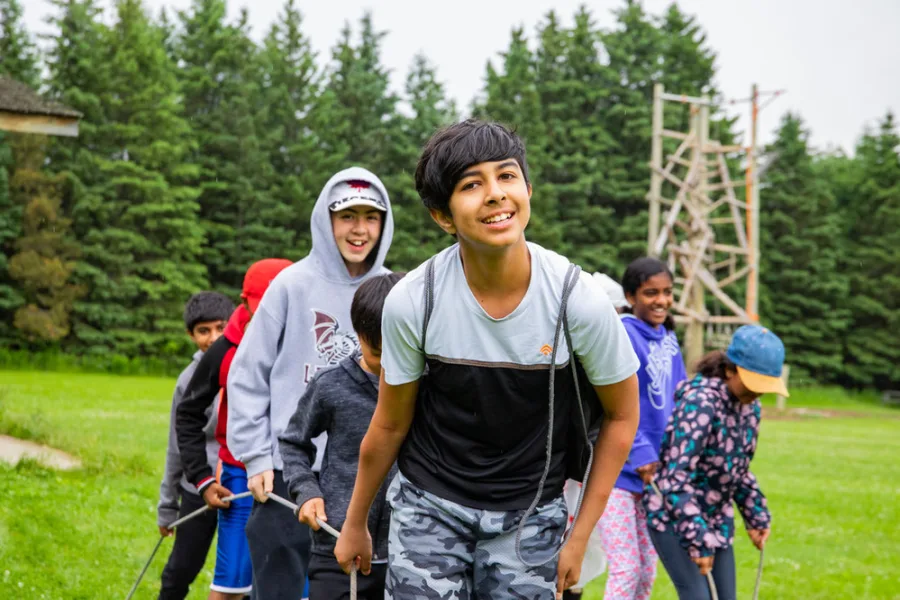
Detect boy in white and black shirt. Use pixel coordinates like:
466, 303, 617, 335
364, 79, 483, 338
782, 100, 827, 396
335, 120, 641, 599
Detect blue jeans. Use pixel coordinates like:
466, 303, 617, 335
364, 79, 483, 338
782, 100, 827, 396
648, 529, 736, 600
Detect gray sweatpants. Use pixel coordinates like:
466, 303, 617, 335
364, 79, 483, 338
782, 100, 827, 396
386, 473, 567, 599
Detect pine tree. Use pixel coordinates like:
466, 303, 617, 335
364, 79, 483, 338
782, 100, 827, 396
0, 0, 40, 88
842, 113, 900, 388
758, 114, 849, 383
475, 26, 559, 249
535, 8, 617, 272
601, 1, 723, 267
71, 0, 206, 357
175, 0, 291, 294
0, 0, 43, 343
6, 136, 84, 344
387, 53, 457, 269
0, 136, 19, 344
313, 13, 399, 176
260, 0, 320, 258
43, 0, 108, 177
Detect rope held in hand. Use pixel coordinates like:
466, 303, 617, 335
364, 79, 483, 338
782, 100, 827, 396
266, 491, 358, 600
125, 491, 253, 600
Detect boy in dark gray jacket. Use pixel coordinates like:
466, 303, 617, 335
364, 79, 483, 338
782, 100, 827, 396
280, 273, 404, 600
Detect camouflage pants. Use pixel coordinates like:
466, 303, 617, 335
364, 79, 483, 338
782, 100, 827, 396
386, 473, 567, 600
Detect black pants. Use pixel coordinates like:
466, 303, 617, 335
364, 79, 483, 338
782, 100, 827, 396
246, 470, 311, 600
308, 553, 387, 600
158, 491, 218, 600
649, 529, 737, 600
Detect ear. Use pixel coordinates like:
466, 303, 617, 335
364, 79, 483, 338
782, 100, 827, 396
526, 181, 533, 199
429, 208, 456, 236
625, 291, 636, 306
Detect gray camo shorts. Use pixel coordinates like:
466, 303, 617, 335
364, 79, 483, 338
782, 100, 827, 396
386, 472, 567, 599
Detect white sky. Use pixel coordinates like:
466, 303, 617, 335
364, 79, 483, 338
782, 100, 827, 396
22, 0, 900, 154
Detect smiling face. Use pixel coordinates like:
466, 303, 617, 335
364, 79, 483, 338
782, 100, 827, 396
331, 206, 384, 277
429, 159, 531, 251
188, 319, 226, 352
626, 272, 674, 328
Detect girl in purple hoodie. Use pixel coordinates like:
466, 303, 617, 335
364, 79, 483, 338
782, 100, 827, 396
597, 257, 687, 600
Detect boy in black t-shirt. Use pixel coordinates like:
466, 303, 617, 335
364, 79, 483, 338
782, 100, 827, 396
335, 120, 641, 599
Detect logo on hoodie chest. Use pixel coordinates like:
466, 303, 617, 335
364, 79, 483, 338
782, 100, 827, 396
304, 310, 359, 383
646, 334, 681, 410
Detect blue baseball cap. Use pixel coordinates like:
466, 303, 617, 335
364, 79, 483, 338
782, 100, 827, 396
726, 325, 789, 396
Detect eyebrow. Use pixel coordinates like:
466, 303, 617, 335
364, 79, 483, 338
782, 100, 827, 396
459, 160, 521, 181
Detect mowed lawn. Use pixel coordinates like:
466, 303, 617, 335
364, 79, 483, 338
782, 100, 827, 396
1, 371, 899, 599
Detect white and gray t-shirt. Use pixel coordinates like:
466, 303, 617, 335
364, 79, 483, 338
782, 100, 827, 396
381, 242, 639, 510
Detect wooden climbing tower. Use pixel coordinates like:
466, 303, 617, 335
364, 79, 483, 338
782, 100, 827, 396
646, 83, 756, 369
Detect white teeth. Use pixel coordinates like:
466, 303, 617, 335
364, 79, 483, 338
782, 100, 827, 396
484, 213, 512, 224
349, 241, 366, 247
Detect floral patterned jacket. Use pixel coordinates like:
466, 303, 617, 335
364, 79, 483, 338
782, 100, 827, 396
644, 374, 771, 557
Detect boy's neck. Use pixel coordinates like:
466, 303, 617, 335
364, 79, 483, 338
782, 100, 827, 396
358, 356, 379, 377
459, 237, 531, 319
345, 260, 370, 278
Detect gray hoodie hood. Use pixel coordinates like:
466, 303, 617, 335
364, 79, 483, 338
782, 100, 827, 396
226, 167, 394, 477
309, 167, 395, 284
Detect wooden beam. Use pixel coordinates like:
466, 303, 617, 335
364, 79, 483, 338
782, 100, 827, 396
695, 268, 751, 320
0, 111, 79, 137
703, 144, 746, 153
718, 265, 751, 288
712, 243, 749, 255
662, 129, 688, 141
705, 315, 753, 324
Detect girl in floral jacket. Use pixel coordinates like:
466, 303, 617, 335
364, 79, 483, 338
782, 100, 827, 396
644, 325, 788, 600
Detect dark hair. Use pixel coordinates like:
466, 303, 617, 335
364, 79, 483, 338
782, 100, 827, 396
695, 350, 737, 380
621, 257, 676, 331
351, 272, 406, 348
415, 119, 530, 215
183, 291, 234, 332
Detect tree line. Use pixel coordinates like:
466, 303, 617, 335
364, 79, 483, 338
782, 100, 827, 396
0, 0, 897, 389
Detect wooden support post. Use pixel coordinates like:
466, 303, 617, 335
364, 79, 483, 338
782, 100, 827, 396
684, 99, 709, 370
745, 84, 760, 321
775, 364, 791, 411
648, 83, 664, 255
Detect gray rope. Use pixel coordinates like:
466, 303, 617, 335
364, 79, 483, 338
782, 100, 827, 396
753, 548, 764, 600
515, 264, 586, 567
125, 491, 253, 600
266, 492, 357, 600
707, 572, 720, 600
124, 536, 164, 600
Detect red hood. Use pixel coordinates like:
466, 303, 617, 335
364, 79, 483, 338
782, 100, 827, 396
223, 304, 251, 345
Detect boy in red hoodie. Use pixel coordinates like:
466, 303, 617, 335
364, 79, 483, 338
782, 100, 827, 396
176, 259, 292, 600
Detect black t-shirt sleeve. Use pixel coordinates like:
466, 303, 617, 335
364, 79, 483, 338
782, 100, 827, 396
175, 335, 230, 487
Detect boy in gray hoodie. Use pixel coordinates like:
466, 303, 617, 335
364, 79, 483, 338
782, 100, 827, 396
227, 167, 394, 599
157, 291, 234, 600
280, 272, 404, 600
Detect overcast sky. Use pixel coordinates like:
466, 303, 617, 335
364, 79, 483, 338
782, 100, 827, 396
22, 0, 900, 154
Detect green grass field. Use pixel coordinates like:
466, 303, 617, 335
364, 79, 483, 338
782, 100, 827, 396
1, 370, 898, 599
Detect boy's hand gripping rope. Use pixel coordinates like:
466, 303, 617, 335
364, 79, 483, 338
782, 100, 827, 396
265, 491, 358, 600
125, 491, 253, 600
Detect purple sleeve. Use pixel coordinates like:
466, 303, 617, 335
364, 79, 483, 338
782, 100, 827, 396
649, 393, 720, 558
630, 430, 660, 468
